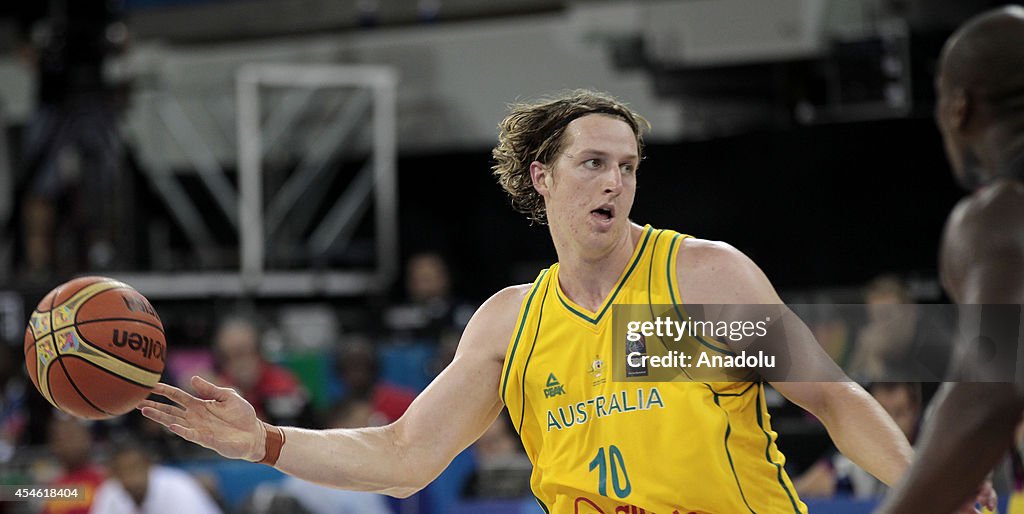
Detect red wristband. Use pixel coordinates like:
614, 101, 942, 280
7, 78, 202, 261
258, 422, 285, 466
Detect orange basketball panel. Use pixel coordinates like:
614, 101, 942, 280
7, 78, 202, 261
23, 327, 39, 392
46, 360, 110, 420
61, 357, 153, 415
52, 276, 119, 306
34, 288, 58, 313
75, 288, 163, 327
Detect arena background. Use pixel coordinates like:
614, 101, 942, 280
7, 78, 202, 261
0, 1, 1014, 513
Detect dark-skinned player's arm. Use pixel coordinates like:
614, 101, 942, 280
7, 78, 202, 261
139, 285, 527, 498
677, 239, 913, 485
877, 197, 1024, 514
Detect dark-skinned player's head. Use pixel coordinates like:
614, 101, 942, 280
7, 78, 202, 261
936, 6, 1024, 189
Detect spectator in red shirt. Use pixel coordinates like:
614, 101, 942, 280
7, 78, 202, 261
213, 317, 314, 427
335, 337, 415, 424
43, 416, 105, 514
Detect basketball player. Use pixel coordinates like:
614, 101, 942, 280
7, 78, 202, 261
142, 90, 917, 513
878, 7, 1024, 513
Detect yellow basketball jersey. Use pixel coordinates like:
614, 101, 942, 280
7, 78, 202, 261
500, 225, 807, 514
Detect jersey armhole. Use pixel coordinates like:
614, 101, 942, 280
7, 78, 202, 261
499, 269, 548, 408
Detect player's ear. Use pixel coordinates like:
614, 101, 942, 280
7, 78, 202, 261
530, 161, 551, 195
949, 88, 971, 130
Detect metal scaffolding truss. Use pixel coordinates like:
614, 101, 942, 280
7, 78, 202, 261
117, 64, 398, 299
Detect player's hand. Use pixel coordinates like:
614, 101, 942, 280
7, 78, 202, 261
954, 479, 997, 514
138, 376, 266, 462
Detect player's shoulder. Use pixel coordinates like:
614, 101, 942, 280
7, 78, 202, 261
679, 236, 741, 256
948, 180, 1024, 245
459, 284, 534, 357
677, 237, 777, 303
482, 284, 533, 315
678, 237, 753, 273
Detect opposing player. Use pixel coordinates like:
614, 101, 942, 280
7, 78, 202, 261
142, 90, 914, 513
878, 7, 1024, 513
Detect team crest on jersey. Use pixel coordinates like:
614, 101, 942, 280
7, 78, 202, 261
589, 355, 606, 386
544, 373, 566, 398
625, 334, 649, 377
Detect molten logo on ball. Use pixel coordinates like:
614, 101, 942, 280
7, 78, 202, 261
111, 329, 165, 361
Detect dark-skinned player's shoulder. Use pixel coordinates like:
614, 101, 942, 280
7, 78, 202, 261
949, 180, 1024, 248
944, 180, 1024, 303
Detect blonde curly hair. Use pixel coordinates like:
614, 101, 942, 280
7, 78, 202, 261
491, 90, 650, 224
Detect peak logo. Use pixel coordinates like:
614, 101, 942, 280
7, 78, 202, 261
544, 373, 566, 398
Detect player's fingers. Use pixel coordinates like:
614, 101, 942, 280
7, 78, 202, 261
138, 399, 185, 418
983, 485, 997, 510
152, 382, 200, 408
191, 375, 233, 402
139, 405, 187, 428
168, 423, 203, 445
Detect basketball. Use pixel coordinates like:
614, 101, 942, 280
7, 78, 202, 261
23, 276, 166, 420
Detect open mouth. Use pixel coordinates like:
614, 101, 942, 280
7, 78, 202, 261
591, 206, 614, 222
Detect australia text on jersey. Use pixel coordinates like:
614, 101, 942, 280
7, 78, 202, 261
546, 387, 665, 431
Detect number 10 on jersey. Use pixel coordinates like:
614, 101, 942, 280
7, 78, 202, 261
589, 445, 632, 499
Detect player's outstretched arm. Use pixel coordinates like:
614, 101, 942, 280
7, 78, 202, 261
876, 383, 1018, 514
677, 239, 912, 487
877, 197, 1024, 514
141, 285, 527, 497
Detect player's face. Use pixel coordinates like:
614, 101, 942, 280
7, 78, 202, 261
537, 114, 639, 242
935, 73, 981, 189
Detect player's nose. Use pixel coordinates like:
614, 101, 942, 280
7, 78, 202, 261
603, 168, 624, 195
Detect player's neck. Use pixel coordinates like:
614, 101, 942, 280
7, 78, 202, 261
551, 223, 643, 312
978, 126, 1024, 182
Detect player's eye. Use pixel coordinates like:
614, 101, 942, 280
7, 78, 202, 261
583, 158, 602, 169
621, 163, 635, 174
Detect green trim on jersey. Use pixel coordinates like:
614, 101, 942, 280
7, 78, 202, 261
501, 270, 548, 407
554, 226, 654, 324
